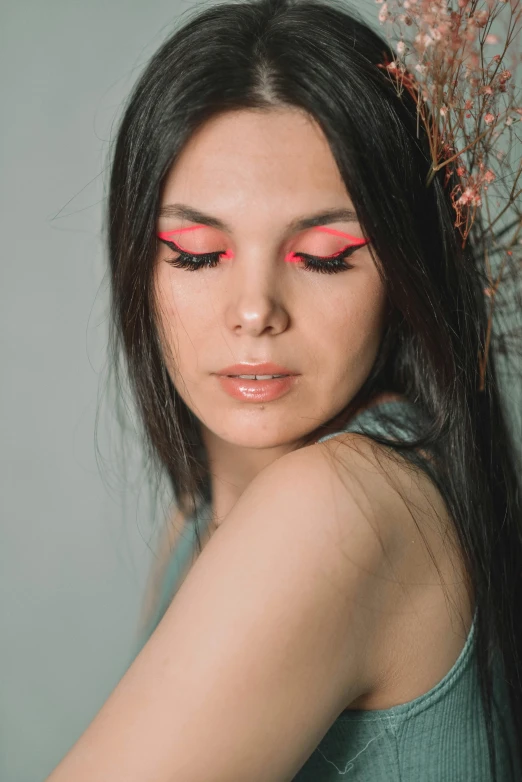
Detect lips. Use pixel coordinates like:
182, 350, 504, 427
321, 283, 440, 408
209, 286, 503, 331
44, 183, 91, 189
216, 362, 298, 377
216, 373, 298, 402
227, 374, 286, 379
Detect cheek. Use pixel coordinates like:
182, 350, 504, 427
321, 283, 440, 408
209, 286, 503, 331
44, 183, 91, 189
319, 278, 387, 353
154, 265, 205, 331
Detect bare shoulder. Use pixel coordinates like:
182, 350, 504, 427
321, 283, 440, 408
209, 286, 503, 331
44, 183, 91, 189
236, 440, 407, 700
44, 438, 409, 781
46, 414, 470, 780
310, 394, 452, 563
243, 434, 473, 710
307, 405, 473, 709
248, 439, 394, 565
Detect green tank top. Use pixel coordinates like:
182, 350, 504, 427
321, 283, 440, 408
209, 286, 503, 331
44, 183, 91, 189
134, 399, 519, 780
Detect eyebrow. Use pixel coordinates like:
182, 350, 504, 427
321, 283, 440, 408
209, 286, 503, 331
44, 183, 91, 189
157, 203, 359, 233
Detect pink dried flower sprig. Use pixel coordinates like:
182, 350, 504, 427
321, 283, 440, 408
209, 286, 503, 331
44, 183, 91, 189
375, 0, 522, 391
376, 0, 521, 207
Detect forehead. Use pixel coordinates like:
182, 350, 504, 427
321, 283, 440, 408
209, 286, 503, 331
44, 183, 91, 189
161, 108, 347, 201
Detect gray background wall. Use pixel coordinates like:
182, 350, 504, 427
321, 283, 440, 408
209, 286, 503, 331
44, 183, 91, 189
0, 2, 519, 781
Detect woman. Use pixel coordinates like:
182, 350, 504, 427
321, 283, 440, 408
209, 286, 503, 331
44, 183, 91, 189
46, 0, 522, 779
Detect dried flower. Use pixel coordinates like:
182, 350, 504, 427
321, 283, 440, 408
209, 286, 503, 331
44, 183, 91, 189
379, 3, 389, 22
375, 0, 522, 390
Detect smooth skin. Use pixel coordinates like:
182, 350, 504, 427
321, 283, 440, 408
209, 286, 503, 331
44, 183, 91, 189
45, 109, 415, 781
153, 108, 390, 528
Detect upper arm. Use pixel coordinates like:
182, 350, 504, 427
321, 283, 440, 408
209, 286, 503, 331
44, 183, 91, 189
45, 444, 389, 782
137, 505, 187, 639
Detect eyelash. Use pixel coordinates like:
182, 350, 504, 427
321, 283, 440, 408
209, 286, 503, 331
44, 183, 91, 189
157, 238, 359, 275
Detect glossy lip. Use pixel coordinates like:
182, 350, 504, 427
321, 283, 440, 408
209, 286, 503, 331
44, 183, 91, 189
216, 374, 298, 402
215, 362, 298, 377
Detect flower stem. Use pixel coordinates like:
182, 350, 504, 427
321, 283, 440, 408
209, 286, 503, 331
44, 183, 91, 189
425, 164, 437, 188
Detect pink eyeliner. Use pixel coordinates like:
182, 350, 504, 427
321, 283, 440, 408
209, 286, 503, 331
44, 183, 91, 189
157, 226, 213, 256
157, 223, 369, 263
285, 227, 369, 264
158, 226, 205, 238
157, 228, 234, 260
312, 226, 368, 243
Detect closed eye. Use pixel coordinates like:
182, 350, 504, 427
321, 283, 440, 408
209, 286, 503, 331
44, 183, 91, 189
157, 236, 369, 275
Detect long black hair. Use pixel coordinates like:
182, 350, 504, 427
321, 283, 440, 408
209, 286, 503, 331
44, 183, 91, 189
104, 0, 522, 778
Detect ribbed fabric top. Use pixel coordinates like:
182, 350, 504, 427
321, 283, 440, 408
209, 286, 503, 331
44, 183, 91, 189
134, 399, 519, 781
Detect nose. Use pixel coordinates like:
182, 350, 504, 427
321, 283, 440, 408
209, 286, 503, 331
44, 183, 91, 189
223, 255, 290, 337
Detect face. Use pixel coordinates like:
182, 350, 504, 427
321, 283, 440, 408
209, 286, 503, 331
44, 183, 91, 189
154, 108, 388, 455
